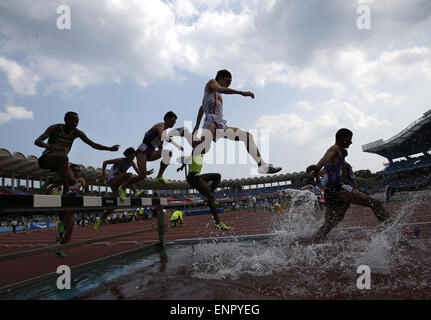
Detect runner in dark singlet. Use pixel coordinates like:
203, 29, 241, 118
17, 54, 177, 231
35, 111, 119, 194
121, 111, 183, 191
304, 128, 392, 244
101, 147, 153, 199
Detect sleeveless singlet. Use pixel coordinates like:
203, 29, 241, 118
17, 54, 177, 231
189, 155, 204, 174
187, 154, 204, 178
108, 158, 132, 183
202, 88, 227, 129
142, 128, 161, 149
42, 124, 77, 156
69, 178, 84, 192
202, 89, 223, 119
323, 150, 345, 185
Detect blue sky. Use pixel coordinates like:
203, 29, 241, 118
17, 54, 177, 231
1, 0, 431, 181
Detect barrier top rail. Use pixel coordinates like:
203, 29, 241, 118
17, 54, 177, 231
0, 194, 167, 214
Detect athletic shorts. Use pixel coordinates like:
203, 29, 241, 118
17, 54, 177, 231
186, 172, 201, 187
203, 114, 227, 130
324, 182, 354, 208
37, 152, 59, 171
137, 142, 155, 158
107, 173, 118, 185
38, 153, 50, 169
324, 183, 343, 208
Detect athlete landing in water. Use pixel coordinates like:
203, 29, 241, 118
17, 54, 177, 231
304, 128, 393, 244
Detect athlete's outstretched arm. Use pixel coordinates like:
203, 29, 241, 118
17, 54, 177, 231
208, 80, 254, 98
168, 139, 184, 151
76, 130, 119, 152
161, 128, 183, 151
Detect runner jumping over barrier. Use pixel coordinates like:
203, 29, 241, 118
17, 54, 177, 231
177, 153, 231, 230
35, 111, 119, 194
96, 147, 154, 229
121, 111, 183, 190
176, 70, 281, 175
101, 147, 154, 201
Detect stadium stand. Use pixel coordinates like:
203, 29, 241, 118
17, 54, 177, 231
363, 108, 431, 192
0, 147, 308, 207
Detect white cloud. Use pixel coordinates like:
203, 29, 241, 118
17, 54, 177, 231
296, 101, 314, 111
0, 56, 41, 95
0, 105, 33, 125
169, 0, 198, 19
376, 47, 431, 81
0, 0, 429, 100
254, 99, 390, 145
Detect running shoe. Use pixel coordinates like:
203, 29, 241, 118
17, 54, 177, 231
258, 164, 282, 174
40, 176, 53, 193
155, 177, 171, 184
135, 190, 145, 197
215, 221, 232, 230
118, 186, 126, 200
56, 250, 67, 258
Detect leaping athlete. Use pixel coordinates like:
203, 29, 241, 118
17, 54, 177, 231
100, 147, 154, 200
181, 70, 282, 175
177, 153, 231, 230
121, 111, 183, 191
35, 111, 119, 194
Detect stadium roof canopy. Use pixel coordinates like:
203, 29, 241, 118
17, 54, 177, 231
0, 148, 305, 190
362, 108, 431, 161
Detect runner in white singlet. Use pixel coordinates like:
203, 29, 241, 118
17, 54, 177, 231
189, 69, 282, 174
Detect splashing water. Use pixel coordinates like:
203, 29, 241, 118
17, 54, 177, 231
272, 189, 323, 240
354, 193, 422, 274
185, 191, 431, 298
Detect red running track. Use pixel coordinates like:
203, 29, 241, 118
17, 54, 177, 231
1, 200, 430, 290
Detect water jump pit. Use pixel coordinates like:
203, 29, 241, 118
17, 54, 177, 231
78, 191, 431, 300
3, 190, 431, 300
